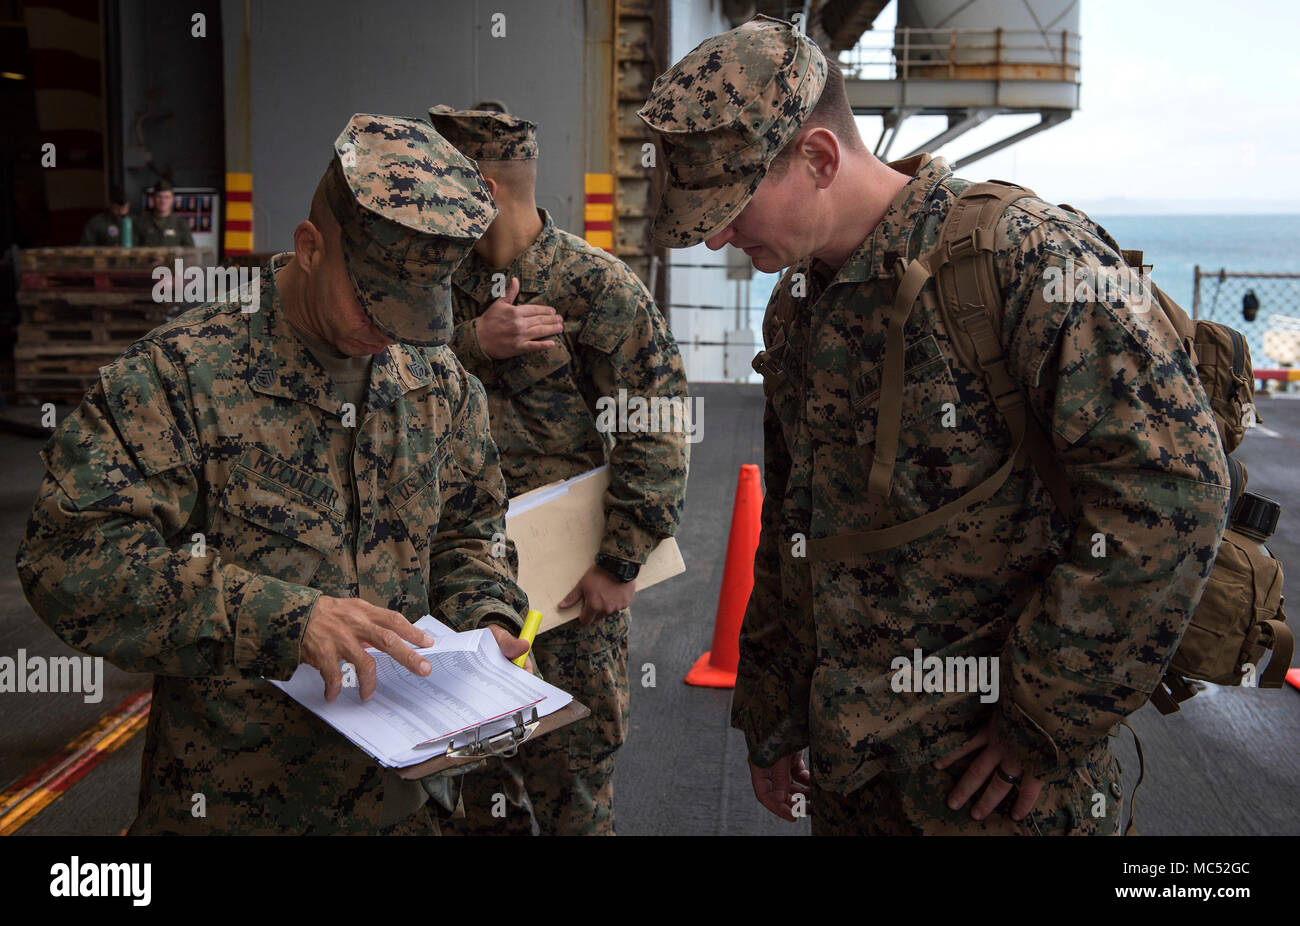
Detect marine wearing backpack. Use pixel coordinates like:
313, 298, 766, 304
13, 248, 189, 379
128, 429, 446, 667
641, 14, 1256, 835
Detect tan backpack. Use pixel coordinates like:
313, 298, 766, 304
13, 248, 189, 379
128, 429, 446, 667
909, 181, 1291, 714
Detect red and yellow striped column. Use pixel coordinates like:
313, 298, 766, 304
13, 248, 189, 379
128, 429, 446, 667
584, 173, 613, 253
224, 172, 253, 255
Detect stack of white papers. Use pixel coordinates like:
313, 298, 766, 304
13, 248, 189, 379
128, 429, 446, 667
269, 615, 572, 768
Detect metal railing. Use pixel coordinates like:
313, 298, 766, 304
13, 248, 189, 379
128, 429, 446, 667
1192, 268, 1300, 374
837, 27, 1081, 82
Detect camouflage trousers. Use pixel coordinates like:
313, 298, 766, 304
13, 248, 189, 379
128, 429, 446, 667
438, 608, 631, 836
810, 735, 1124, 835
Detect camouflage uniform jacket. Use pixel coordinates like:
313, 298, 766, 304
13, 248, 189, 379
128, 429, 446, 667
731, 155, 1230, 792
449, 209, 689, 565
16, 255, 527, 833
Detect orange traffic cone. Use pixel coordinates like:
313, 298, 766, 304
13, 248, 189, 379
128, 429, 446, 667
1287, 668, 1300, 692
686, 463, 762, 688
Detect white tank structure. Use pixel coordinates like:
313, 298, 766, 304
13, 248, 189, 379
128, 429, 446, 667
842, 0, 1081, 166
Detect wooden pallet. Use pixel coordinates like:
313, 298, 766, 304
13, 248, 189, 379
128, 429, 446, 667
18, 291, 173, 324
13, 341, 126, 404
13, 374, 97, 405
14, 343, 126, 365
17, 246, 209, 273
15, 367, 101, 384
20, 267, 168, 293
14, 353, 110, 403
16, 321, 156, 347
12, 247, 221, 405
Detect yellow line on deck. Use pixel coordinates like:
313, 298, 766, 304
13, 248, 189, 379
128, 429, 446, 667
0, 690, 151, 835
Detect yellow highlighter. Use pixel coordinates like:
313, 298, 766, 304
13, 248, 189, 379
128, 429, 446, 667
512, 609, 543, 668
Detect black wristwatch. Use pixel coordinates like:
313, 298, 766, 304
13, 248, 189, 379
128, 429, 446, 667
595, 553, 640, 583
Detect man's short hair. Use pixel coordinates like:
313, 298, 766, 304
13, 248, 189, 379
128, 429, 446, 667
768, 59, 864, 174
475, 157, 537, 201
108, 184, 128, 207
153, 178, 174, 193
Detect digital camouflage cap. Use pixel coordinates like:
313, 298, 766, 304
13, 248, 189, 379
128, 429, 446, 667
324, 113, 497, 346
637, 15, 827, 248
427, 104, 539, 161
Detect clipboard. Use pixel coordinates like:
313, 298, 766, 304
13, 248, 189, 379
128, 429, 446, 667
507, 466, 686, 633
396, 699, 590, 779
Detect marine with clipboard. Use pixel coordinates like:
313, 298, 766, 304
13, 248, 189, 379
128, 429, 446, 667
16, 115, 543, 835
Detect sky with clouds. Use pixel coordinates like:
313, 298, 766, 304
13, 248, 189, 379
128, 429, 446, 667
851, 0, 1300, 212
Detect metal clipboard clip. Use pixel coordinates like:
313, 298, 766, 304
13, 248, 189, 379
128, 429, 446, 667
443, 706, 541, 760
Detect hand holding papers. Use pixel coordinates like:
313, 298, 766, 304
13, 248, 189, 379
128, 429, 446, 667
269, 615, 573, 770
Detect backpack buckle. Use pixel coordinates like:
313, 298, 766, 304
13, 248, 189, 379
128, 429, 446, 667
952, 300, 985, 326
990, 381, 1025, 414
946, 227, 996, 261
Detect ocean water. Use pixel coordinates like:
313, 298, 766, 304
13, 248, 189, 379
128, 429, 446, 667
1090, 214, 1300, 310
743, 213, 1300, 369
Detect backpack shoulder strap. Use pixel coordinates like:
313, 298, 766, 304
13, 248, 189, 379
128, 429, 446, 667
929, 181, 1072, 521
930, 180, 1031, 359
865, 181, 1035, 509
793, 182, 1071, 562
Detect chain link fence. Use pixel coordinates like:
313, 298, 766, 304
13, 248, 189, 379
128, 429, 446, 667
1193, 269, 1300, 381
669, 264, 1300, 386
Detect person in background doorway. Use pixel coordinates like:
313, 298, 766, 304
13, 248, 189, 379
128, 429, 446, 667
138, 178, 195, 247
